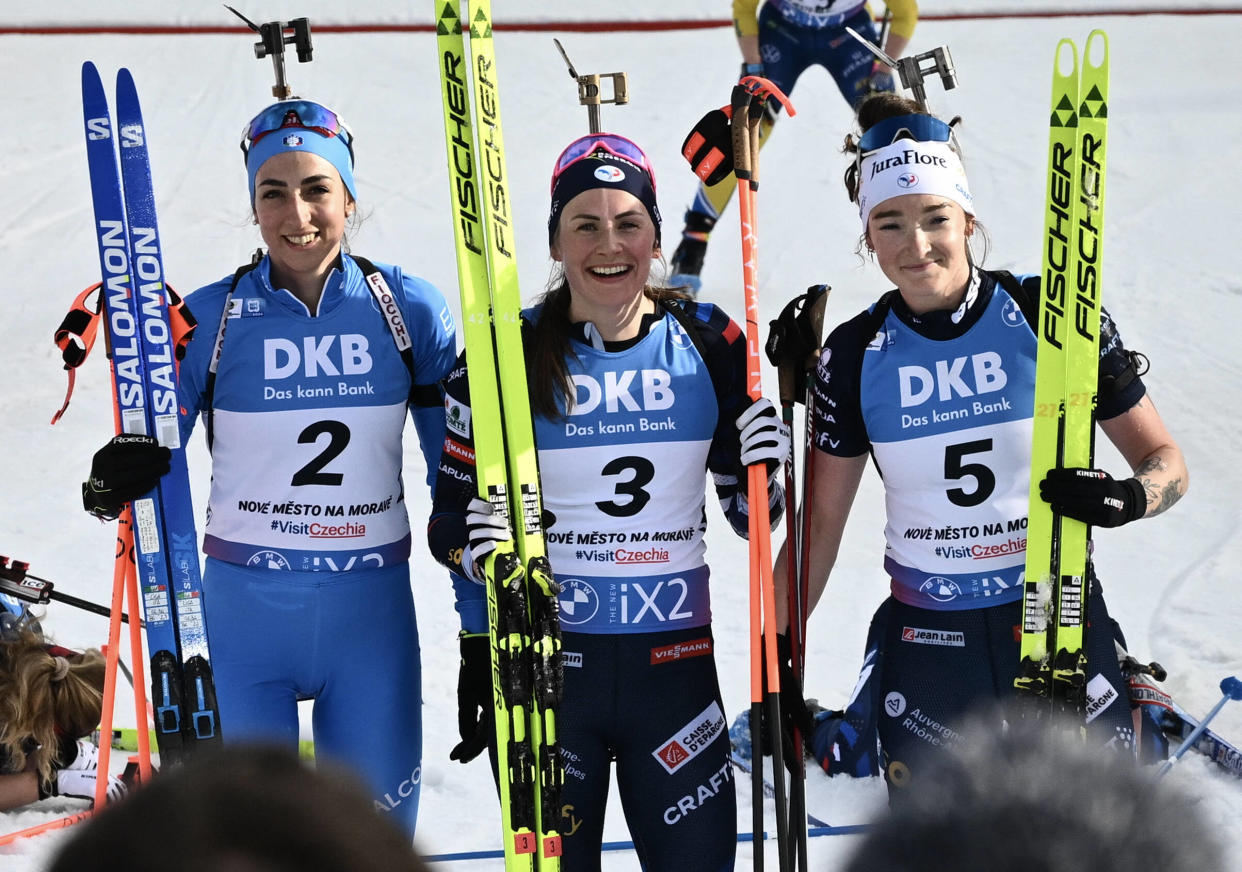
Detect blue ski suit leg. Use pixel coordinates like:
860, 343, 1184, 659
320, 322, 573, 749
202, 557, 422, 833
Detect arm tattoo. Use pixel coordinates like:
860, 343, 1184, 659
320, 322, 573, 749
1135, 455, 1182, 518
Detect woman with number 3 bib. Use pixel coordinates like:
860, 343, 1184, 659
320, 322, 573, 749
428, 133, 790, 869
80, 98, 458, 835
778, 93, 1188, 789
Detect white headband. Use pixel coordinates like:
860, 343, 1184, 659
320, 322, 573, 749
857, 139, 974, 228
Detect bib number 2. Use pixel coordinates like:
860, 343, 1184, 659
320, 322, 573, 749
291, 420, 351, 487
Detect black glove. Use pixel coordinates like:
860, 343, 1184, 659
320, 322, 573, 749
757, 634, 814, 773
82, 434, 171, 520
449, 632, 493, 764
1039, 467, 1146, 528
681, 104, 735, 187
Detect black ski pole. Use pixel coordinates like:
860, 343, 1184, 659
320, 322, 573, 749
0, 556, 137, 625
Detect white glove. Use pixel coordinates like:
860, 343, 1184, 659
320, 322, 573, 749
465, 496, 509, 583
64, 738, 100, 772
737, 397, 791, 480
54, 768, 127, 803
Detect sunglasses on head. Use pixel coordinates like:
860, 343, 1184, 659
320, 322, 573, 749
240, 100, 354, 161
857, 113, 956, 154
551, 133, 655, 194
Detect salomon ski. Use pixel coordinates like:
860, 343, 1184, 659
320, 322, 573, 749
433, 3, 563, 869
81, 62, 220, 763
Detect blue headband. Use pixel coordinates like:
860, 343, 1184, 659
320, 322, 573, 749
246, 127, 357, 203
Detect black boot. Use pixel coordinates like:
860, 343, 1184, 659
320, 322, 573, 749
669, 211, 716, 295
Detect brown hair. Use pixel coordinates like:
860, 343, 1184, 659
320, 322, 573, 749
844, 92, 948, 202
0, 632, 104, 784
843, 93, 986, 263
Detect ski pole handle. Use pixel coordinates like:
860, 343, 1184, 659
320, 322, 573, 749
1158, 676, 1242, 777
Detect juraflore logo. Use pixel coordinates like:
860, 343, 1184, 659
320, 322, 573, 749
869, 149, 948, 177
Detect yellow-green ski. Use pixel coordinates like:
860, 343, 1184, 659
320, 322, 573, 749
1017, 31, 1109, 717
433, 1, 563, 867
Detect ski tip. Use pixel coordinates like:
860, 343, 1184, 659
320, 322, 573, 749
1084, 30, 1109, 72
1054, 39, 1078, 80
1221, 676, 1242, 701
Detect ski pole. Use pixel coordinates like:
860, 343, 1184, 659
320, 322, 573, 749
733, 73, 797, 872
0, 556, 137, 624
1158, 676, 1242, 777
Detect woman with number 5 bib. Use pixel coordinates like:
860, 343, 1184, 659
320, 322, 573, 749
79, 99, 459, 834
778, 93, 1188, 790
428, 133, 790, 870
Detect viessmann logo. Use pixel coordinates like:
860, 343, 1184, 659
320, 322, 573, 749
650, 637, 712, 665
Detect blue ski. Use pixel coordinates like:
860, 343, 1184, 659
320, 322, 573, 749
80, 62, 220, 762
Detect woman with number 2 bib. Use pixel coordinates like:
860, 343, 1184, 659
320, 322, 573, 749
778, 93, 1188, 790
428, 133, 790, 869
80, 98, 458, 834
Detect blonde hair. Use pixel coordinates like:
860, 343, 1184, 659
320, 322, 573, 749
0, 631, 104, 785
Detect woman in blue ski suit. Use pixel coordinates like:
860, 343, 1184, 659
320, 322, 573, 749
427, 133, 791, 870
778, 93, 1188, 789
81, 99, 458, 834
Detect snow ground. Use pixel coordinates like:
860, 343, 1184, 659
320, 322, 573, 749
0, 1, 1240, 868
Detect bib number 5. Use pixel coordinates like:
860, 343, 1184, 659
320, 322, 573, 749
944, 438, 994, 507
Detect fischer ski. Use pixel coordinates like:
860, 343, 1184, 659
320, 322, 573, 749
1016, 32, 1109, 717
433, 3, 563, 869
80, 62, 221, 763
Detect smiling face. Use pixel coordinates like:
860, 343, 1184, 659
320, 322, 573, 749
866, 193, 975, 315
550, 187, 660, 334
252, 150, 354, 300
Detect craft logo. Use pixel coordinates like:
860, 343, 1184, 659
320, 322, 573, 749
901, 626, 966, 647
652, 701, 725, 774
650, 637, 712, 665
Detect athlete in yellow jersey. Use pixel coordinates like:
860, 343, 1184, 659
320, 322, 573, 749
670, 0, 918, 293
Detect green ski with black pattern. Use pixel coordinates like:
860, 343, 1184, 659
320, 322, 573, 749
433, 1, 563, 868
1017, 31, 1109, 718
